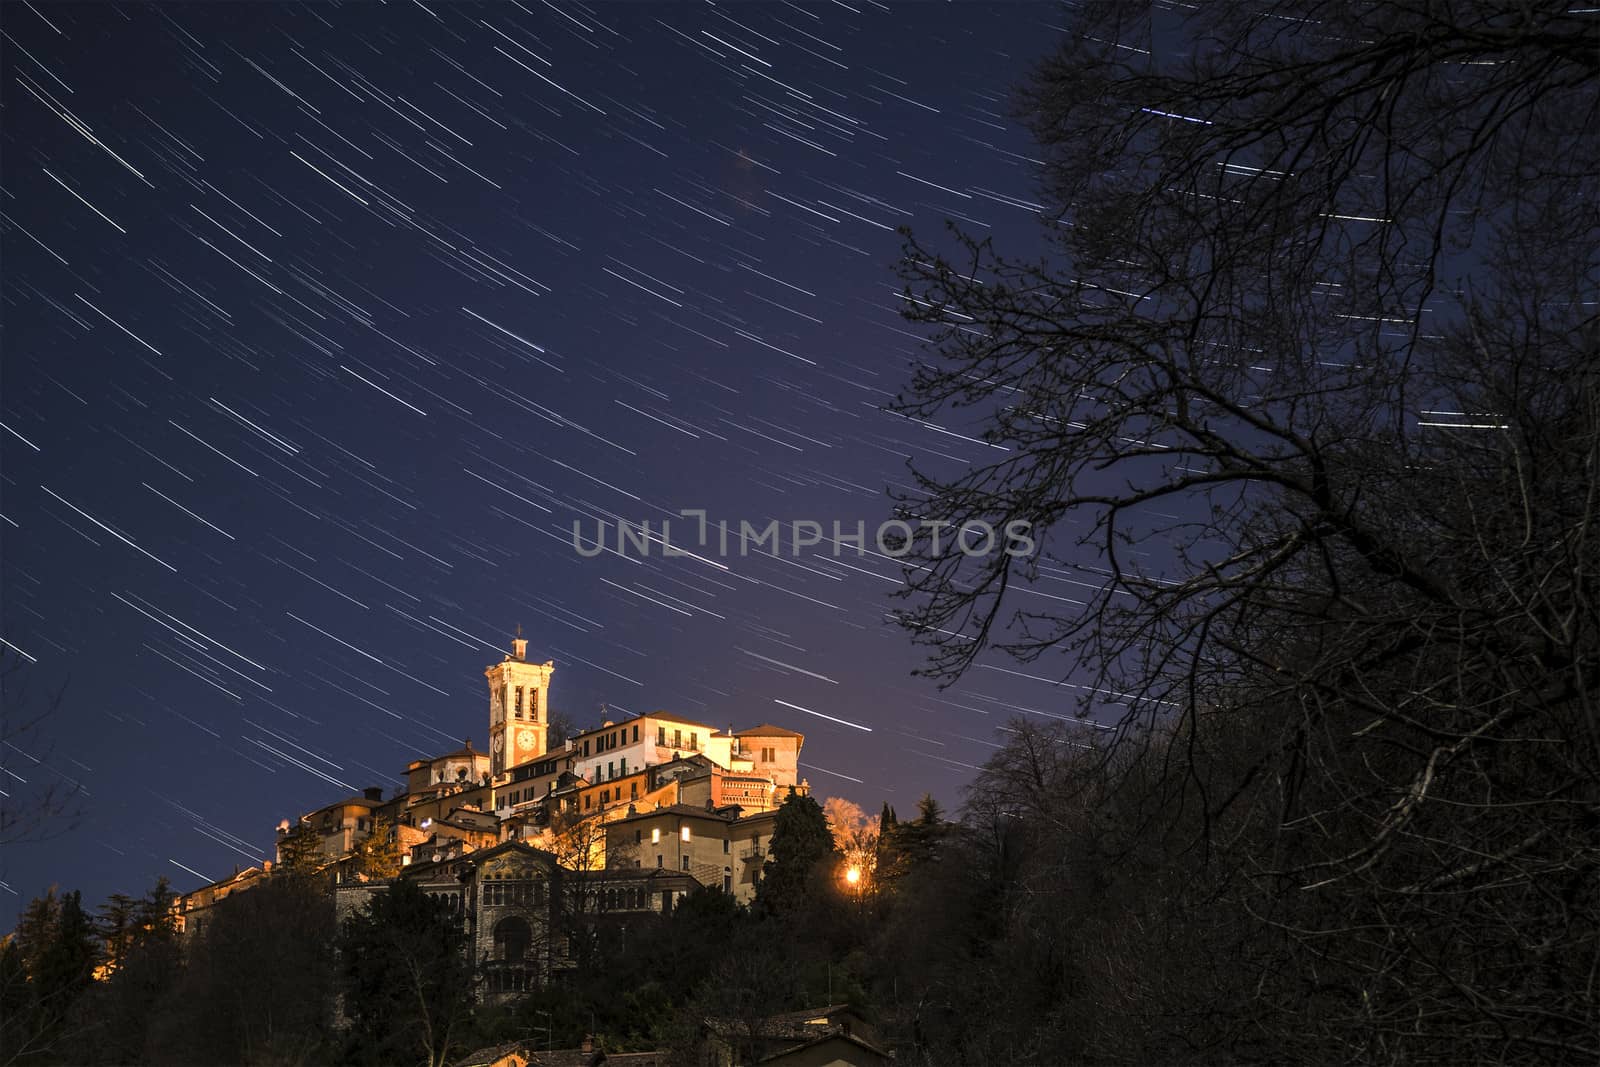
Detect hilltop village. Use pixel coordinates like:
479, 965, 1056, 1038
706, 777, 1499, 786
177, 635, 812, 992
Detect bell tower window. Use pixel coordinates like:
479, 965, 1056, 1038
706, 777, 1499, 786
514, 687, 524, 718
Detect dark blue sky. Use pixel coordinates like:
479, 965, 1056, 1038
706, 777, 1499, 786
0, 1, 1073, 923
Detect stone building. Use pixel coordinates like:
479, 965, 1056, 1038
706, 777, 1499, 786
191, 635, 812, 995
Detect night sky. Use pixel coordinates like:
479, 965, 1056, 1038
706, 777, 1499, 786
0, 1, 1067, 923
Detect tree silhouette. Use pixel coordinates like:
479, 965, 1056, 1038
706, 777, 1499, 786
892, 1, 1598, 1059
0, 654, 84, 848
756, 789, 837, 919
338, 878, 474, 1067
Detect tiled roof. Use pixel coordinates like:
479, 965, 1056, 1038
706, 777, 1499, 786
611, 802, 735, 825
733, 723, 804, 738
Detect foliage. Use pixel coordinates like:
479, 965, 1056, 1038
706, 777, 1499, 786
163, 878, 336, 1065
756, 788, 838, 919
275, 822, 327, 881
337, 878, 475, 1067
96, 894, 136, 975
355, 814, 404, 881
1, 878, 180, 1066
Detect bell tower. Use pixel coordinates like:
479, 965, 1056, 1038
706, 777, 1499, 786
486, 628, 553, 777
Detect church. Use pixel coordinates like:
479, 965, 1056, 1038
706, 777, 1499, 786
176, 635, 810, 992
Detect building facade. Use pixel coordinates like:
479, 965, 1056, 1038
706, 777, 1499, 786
190, 635, 812, 995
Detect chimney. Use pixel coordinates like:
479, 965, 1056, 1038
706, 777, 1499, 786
364, 786, 383, 802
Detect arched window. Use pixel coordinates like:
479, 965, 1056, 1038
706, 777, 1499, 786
493, 916, 532, 964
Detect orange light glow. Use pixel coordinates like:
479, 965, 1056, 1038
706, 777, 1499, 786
845, 865, 861, 886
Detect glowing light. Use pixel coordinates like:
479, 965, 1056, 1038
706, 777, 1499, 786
845, 865, 861, 886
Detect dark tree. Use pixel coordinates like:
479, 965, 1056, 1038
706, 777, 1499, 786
62, 877, 183, 1065
0, 938, 28, 1062
96, 893, 137, 975
275, 822, 328, 882
755, 788, 837, 919
0, 888, 101, 1064
130, 877, 177, 949
892, 794, 948, 871
338, 878, 475, 1067
157, 878, 336, 1066
0, 655, 83, 848
892, 1, 1598, 1060
544, 707, 577, 749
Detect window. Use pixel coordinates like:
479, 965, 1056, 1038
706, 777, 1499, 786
608, 761, 615, 779
514, 687, 524, 718
689, 732, 698, 751
651, 828, 661, 844
681, 855, 690, 871
619, 757, 627, 775
656, 855, 663, 868
658, 726, 666, 746
673, 729, 682, 748
681, 825, 691, 843
601, 789, 609, 805
584, 795, 591, 810
635, 829, 642, 844
631, 782, 638, 800
583, 740, 590, 757
723, 874, 732, 893
723, 839, 730, 854
633, 725, 639, 743
493, 916, 531, 964
530, 689, 540, 721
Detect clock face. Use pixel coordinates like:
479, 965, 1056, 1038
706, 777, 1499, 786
516, 728, 535, 749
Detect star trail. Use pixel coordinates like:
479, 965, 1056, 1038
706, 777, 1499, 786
0, 1, 1065, 921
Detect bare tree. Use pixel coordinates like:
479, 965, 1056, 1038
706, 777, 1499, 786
0, 654, 84, 848
891, 1, 1598, 1059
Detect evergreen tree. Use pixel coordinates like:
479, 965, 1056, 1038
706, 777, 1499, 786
873, 804, 906, 898
28, 890, 100, 1053
276, 821, 327, 880
97, 892, 136, 973
896, 793, 948, 869
13, 888, 59, 974
131, 876, 178, 948
356, 813, 403, 880
756, 788, 837, 919
0, 935, 38, 1062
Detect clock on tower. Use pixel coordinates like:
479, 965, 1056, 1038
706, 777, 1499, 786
485, 630, 553, 776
